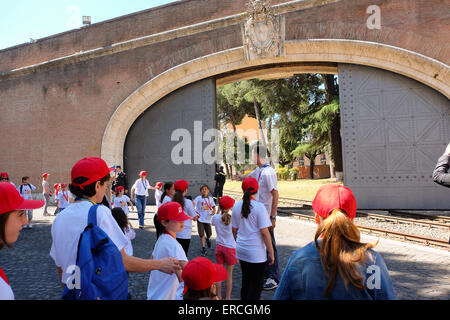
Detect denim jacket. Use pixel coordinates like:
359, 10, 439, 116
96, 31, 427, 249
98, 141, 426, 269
274, 241, 397, 300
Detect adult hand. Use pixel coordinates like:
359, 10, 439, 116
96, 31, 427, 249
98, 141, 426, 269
159, 257, 181, 274
270, 218, 276, 229
445, 142, 450, 155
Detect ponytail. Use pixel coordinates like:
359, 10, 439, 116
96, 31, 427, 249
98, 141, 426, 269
221, 208, 231, 226
241, 189, 254, 219
172, 189, 185, 208
314, 209, 377, 297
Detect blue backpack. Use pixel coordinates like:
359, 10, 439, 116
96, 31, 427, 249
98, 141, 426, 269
62, 204, 128, 300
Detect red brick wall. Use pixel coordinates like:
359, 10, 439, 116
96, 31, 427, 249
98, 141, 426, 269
0, 0, 447, 189
297, 165, 331, 179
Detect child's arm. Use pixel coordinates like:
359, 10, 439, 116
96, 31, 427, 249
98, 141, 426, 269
176, 260, 188, 283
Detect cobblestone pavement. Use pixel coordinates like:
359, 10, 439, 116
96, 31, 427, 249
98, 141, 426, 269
0, 204, 448, 300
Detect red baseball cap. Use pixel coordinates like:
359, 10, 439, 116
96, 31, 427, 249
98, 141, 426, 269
0, 172, 9, 178
182, 257, 227, 294
155, 182, 163, 188
71, 157, 114, 189
116, 186, 124, 193
60, 183, 68, 188
312, 184, 357, 220
219, 196, 235, 210
42, 173, 49, 178
0, 182, 45, 215
174, 180, 189, 192
139, 171, 147, 176
53, 183, 60, 189
242, 177, 258, 193
156, 201, 192, 222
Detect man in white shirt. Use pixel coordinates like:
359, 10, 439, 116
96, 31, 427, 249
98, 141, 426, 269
248, 144, 280, 290
130, 171, 156, 229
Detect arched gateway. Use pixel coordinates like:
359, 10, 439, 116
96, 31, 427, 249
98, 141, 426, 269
0, 0, 449, 209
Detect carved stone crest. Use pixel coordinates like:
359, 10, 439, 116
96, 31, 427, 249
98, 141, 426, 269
241, 0, 285, 61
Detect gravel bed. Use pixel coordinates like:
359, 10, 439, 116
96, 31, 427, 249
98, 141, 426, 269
353, 217, 450, 242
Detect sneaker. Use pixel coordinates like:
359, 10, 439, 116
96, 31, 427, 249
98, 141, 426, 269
28, 224, 33, 229
139, 225, 145, 229
201, 248, 207, 257
206, 238, 211, 248
263, 278, 278, 290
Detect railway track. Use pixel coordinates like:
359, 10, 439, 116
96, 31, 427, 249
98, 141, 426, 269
224, 189, 450, 249
277, 209, 450, 249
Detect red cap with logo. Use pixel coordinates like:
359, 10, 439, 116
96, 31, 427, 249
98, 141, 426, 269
174, 179, 189, 192
156, 201, 192, 222
60, 183, 68, 188
241, 177, 258, 193
42, 173, 49, 178
116, 186, 124, 193
219, 196, 235, 210
155, 182, 163, 188
0, 182, 45, 215
71, 157, 114, 189
312, 184, 357, 220
53, 183, 60, 190
182, 257, 227, 294
0, 172, 9, 178
139, 171, 147, 176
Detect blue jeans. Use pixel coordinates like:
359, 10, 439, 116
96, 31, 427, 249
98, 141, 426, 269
135, 195, 147, 227
266, 228, 280, 282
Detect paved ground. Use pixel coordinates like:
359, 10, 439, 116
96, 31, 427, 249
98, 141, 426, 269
0, 204, 448, 300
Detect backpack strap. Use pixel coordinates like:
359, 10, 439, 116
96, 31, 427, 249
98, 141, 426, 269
87, 204, 100, 228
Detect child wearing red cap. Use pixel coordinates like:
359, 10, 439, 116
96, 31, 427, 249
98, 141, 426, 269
154, 182, 163, 208
154, 182, 175, 240
56, 183, 72, 215
50, 157, 181, 294
0, 182, 44, 299
0, 172, 16, 187
211, 195, 237, 300
113, 186, 131, 215
231, 177, 274, 300
274, 184, 396, 300
194, 184, 216, 257
147, 202, 191, 300
182, 257, 227, 300
42, 173, 52, 216
172, 180, 199, 255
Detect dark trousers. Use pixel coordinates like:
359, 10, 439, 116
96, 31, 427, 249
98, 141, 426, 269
239, 260, 267, 300
265, 228, 280, 282
176, 238, 191, 256
213, 183, 224, 202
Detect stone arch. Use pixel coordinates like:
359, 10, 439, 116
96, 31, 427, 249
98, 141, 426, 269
101, 39, 450, 166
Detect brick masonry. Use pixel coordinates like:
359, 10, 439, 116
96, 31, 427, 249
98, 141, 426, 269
0, 0, 448, 189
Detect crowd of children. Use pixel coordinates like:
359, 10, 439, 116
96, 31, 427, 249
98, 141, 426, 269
0, 152, 398, 301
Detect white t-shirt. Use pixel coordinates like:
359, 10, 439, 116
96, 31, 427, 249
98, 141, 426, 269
175, 199, 197, 239
49, 201, 129, 285
42, 180, 50, 194
0, 272, 14, 300
123, 226, 135, 256
162, 195, 172, 205
18, 183, 36, 200
147, 233, 187, 300
57, 191, 72, 209
231, 199, 272, 263
155, 190, 163, 208
249, 164, 278, 215
194, 196, 215, 224
132, 179, 151, 196
113, 195, 131, 215
211, 214, 236, 249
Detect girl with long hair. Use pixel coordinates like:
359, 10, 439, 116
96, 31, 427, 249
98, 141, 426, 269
274, 184, 396, 300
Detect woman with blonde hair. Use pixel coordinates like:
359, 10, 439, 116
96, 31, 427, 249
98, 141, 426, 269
274, 184, 396, 300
